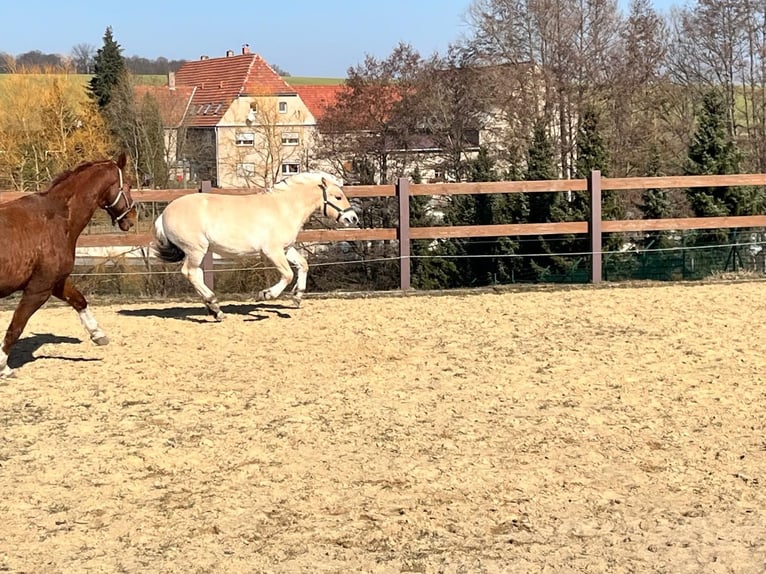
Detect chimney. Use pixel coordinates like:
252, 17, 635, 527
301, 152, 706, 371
200, 55, 209, 60
242, 44, 250, 55
226, 49, 234, 57
168, 71, 176, 90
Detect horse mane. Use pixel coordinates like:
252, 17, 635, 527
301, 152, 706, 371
40, 159, 111, 195
270, 171, 343, 193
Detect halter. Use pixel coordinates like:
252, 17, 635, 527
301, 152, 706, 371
321, 182, 355, 222
103, 167, 136, 224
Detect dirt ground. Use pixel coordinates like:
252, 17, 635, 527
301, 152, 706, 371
0, 281, 765, 573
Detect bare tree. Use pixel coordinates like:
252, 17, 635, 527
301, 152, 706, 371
224, 96, 309, 188
71, 43, 95, 74
465, 0, 621, 177
607, 0, 670, 175
0, 64, 110, 190
106, 74, 169, 188
315, 42, 426, 184
665, 0, 766, 172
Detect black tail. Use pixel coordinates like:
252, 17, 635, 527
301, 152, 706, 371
153, 238, 186, 263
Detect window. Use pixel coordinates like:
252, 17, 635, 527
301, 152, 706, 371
278, 101, 288, 114
235, 132, 255, 146
281, 132, 299, 146
237, 163, 256, 177
281, 162, 300, 175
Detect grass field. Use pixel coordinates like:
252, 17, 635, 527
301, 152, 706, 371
0, 73, 344, 89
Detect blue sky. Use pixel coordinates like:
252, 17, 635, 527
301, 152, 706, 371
4, 0, 679, 78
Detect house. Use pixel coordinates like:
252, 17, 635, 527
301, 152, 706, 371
140, 45, 345, 189
140, 45, 491, 188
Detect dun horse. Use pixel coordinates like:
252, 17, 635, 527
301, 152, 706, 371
152, 171, 359, 319
0, 153, 137, 377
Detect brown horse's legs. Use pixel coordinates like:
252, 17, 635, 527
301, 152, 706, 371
52, 278, 109, 345
181, 254, 223, 321
1, 288, 51, 377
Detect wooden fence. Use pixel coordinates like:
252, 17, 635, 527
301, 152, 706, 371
2, 171, 766, 290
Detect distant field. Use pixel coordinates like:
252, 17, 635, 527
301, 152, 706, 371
0, 73, 166, 87
0, 73, 344, 88
284, 76, 345, 85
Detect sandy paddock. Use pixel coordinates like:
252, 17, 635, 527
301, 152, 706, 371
0, 281, 765, 573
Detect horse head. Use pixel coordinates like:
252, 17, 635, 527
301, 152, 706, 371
317, 174, 359, 227
103, 152, 137, 231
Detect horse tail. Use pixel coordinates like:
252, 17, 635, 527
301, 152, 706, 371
152, 213, 186, 263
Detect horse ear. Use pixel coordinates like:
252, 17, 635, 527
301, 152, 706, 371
319, 176, 327, 190
116, 152, 128, 170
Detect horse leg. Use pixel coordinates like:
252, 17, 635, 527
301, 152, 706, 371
52, 278, 109, 345
258, 248, 294, 302
285, 246, 309, 307
182, 253, 224, 321
1, 288, 51, 377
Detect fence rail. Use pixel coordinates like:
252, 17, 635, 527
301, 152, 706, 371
2, 171, 766, 290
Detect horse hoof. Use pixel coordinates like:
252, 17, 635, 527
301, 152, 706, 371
93, 336, 110, 346
291, 296, 302, 308
214, 311, 225, 322
0, 366, 14, 378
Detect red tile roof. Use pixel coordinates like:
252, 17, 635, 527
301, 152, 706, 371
174, 53, 296, 126
133, 85, 195, 128
291, 85, 346, 120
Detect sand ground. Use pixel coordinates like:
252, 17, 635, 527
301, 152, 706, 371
0, 281, 765, 573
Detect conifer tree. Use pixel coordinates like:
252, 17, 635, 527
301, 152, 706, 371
88, 27, 125, 109
410, 166, 459, 289
684, 89, 765, 272
575, 107, 628, 277
524, 119, 570, 281
685, 90, 743, 218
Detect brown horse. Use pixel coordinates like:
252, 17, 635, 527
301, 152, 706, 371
0, 153, 137, 377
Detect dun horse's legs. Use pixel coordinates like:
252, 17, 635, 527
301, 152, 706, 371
52, 278, 109, 345
1, 288, 50, 377
259, 248, 294, 302
285, 246, 309, 306
182, 253, 223, 321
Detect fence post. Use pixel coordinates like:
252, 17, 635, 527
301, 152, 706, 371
588, 170, 602, 284
397, 177, 411, 291
199, 180, 215, 291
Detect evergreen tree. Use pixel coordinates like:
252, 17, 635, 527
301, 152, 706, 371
575, 106, 620, 222
638, 148, 677, 279
683, 89, 765, 272
464, 147, 519, 285
640, 148, 672, 245
523, 119, 573, 282
88, 27, 125, 109
410, 166, 459, 289
575, 107, 628, 278
685, 89, 744, 217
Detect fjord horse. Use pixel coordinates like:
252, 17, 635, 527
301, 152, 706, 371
0, 153, 137, 377
153, 171, 359, 320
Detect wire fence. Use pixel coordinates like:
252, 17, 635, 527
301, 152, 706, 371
69, 228, 766, 297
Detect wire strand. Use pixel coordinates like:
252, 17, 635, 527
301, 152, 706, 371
70, 239, 765, 277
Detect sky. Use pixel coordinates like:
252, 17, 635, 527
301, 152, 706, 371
3, 0, 678, 78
